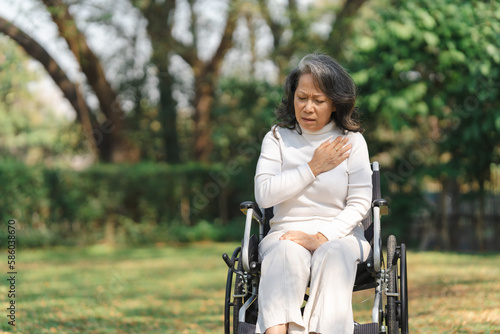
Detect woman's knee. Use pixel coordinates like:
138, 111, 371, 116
311, 240, 354, 268
263, 239, 311, 272
278, 240, 311, 262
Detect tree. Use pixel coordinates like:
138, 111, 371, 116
256, 0, 369, 81
128, 0, 180, 163
42, 0, 136, 162
132, 0, 244, 163
0, 35, 82, 163
0, 0, 137, 162
135, 0, 370, 162
0, 16, 97, 158
349, 0, 500, 250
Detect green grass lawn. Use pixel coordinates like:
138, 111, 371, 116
1, 242, 499, 333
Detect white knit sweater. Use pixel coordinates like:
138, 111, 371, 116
254, 121, 372, 241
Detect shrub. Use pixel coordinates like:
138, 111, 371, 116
0, 161, 254, 247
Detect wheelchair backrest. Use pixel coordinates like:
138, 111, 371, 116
362, 162, 381, 246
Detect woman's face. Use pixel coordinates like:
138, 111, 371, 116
294, 73, 334, 132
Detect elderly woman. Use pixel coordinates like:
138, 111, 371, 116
254, 54, 372, 334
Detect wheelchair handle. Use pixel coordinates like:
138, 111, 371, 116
222, 253, 245, 277
392, 248, 401, 266
242, 208, 254, 272
222, 253, 234, 268
240, 201, 264, 223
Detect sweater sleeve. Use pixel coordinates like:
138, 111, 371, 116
254, 130, 316, 208
318, 133, 372, 240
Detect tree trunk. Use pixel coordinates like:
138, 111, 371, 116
192, 80, 215, 162
157, 63, 180, 163
328, 0, 369, 61
440, 178, 451, 250
137, 0, 241, 162
449, 178, 461, 250
189, 0, 241, 162
42, 0, 136, 162
476, 178, 486, 251
430, 176, 451, 250
140, 0, 180, 163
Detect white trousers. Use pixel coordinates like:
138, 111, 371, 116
255, 225, 371, 334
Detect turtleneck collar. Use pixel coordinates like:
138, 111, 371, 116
301, 120, 336, 135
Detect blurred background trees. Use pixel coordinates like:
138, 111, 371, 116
349, 0, 500, 250
0, 0, 498, 250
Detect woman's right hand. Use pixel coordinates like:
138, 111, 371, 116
308, 136, 351, 177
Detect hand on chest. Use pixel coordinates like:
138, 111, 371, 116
282, 138, 349, 195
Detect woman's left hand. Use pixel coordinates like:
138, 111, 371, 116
280, 231, 328, 252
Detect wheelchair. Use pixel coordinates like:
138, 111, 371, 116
222, 162, 409, 334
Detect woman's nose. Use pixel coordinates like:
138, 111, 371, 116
304, 99, 314, 113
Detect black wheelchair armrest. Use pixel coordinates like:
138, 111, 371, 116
240, 201, 264, 223
372, 198, 389, 216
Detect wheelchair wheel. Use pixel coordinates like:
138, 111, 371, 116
225, 244, 259, 334
233, 258, 244, 333
386, 235, 399, 334
400, 243, 409, 333
224, 247, 241, 334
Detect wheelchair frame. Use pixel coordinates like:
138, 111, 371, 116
222, 162, 409, 334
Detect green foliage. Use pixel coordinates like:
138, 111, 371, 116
350, 0, 500, 177
211, 78, 280, 163
0, 161, 253, 247
208, 79, 281, 217
0, 160, 49, 221
0, 36, 83, 163
343, 0, 500, 243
